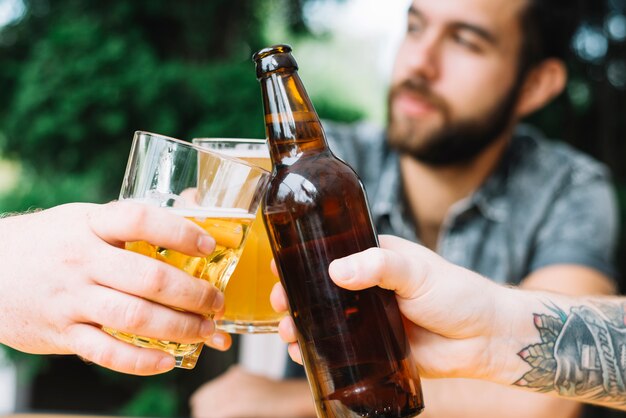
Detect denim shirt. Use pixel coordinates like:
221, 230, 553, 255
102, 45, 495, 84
324, 121, 619, 284
284, 121, 619, 379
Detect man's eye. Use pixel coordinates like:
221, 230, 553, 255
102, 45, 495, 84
452, 33, 481, 52
407, 21, 423, 34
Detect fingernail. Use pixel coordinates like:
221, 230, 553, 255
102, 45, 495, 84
197, 235, 216, 255
212, 291, 225, 311
210, 333, 227, 349
330, 259, 354, 281
158, 356, 175, 371
200, 319, 215, 338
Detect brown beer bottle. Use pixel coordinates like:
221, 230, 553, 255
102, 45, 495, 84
253, 44, 424, 418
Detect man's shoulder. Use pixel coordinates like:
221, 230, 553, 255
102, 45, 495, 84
502, 126, 618, 280
509, 125, 611, 188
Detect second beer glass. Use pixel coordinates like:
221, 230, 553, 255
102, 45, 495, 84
193, 137, 284, 333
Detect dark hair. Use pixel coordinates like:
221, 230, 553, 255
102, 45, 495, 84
518, 0, 583, 75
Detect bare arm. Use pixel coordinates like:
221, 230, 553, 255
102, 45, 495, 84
273, 235, 626, 412
0, 202, 231, 375
190, 366, 314, 418
413, 265, 615, 418
508, 294, 626, 410
418, 293, 626, 413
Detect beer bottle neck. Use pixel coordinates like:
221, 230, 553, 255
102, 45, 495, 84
259, 70, 329, 166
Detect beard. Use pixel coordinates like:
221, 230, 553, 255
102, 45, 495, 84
386, 77, 522, 166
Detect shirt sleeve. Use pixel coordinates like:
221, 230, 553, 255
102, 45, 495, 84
529, 173, 619, 280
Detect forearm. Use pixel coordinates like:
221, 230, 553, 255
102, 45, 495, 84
189, 370, 317, 418
419, 378, 580, 418
490, 288, 626, 411
278, 379, 317, 417
277, 237, 626, 412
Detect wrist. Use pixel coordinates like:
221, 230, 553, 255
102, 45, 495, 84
483, 285, 533, 386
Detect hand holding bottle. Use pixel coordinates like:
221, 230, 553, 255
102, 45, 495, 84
272, 234, 626, 413
271, 234, 514, 382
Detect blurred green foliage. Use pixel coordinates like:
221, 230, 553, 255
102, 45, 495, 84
119, 383, 178, 418
0, 0, 357, 416
0, 0, 269, 209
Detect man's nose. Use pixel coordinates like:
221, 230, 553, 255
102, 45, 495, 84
404, 34, 440, 82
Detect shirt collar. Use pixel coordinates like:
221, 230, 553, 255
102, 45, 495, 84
470, 127, 539, 223
371, 126, 537, 226
371, 151, 401, 218
370, 151, 421, 242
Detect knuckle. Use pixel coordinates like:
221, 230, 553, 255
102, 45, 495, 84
193, 282, 216, 313
365, 248, 388, 279
122, 300, 150, 330
75, 336, 115, 370
128, 353, 146, 375
177, 315, 203, 339
65, 325, 88, 354
93, 345, 117, 369
140, 262, 169, 296
92, 294, 125, 328
103, 200, 121, 212
124, 204, 150, 234
98, 201, 125, 224
174, 220, 193, 247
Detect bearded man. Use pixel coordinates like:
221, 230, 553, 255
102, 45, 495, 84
191, 0, 618, 416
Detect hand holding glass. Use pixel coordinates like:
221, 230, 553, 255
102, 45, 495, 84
104, 131, 269, 369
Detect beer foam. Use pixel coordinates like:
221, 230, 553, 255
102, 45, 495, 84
215, 149, 269, 159
167, 207, 256, 220
121, 198, 256, 220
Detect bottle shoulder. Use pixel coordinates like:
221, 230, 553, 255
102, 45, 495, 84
263, 152, 377, 244
269, 153, 363, 192
265, 155, 371, 218
278, 151, 361, 176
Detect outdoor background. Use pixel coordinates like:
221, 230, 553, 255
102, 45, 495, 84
0, 0, 624, 417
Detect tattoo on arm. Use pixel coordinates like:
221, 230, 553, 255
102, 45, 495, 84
515, 300, 626, 407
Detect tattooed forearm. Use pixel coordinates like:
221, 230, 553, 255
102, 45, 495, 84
515, 300, 626, 408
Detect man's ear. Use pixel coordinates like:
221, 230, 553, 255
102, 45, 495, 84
514, 59, 568, 118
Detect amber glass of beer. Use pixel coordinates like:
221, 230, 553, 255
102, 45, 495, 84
104, 131, 269, 369
193, 138, 284, 333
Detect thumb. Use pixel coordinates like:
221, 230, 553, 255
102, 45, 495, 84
328, 238, 429, 300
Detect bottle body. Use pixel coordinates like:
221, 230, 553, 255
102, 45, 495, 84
265, 152, 423, 417
255, 45, 424, 417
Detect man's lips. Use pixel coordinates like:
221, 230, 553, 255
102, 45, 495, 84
392, 90, 439, 117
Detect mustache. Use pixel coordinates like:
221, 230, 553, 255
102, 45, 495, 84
389, 78, 449, 115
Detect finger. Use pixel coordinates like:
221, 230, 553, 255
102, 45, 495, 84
212, 300, 226, 320
90, 245, 224, 316
204, 332, 232, 352
89, 201, 216, 256
270, 282, 289, 313
66, 323, 176, 376
287, 343, 303, 365
80, 285, 216, 343
277, 315, 297, 344
328, 244, 428, 299
270, 259, 278, 276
